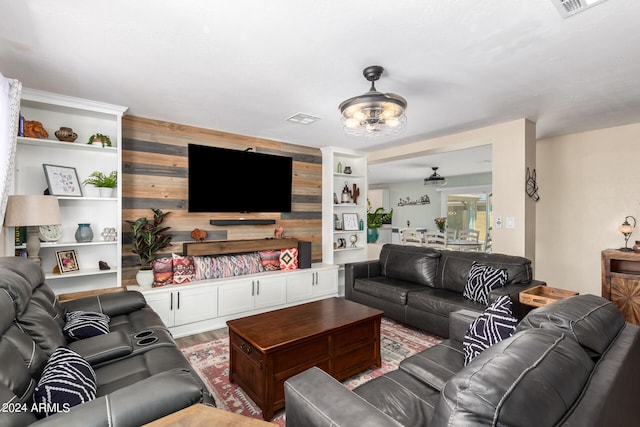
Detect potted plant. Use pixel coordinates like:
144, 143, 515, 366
434, 217, 447, 233
87, 133, 112, 147
82, 170, 117, 197
367, 198, 393, 243
126, 208, 172, 287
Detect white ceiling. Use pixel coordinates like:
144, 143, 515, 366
2, 0, 639, 184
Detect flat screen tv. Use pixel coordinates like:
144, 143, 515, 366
188, 144, 293, 213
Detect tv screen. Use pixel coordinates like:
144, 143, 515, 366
188, 144, 293, 213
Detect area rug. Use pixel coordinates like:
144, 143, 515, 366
179, 317, 442, 425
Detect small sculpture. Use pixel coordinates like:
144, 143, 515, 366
99, 261, 111, 270
191, 228, 207, 241
274, 224, 284, 239
351, 184, 360, 205
23, 120, 49, 139
101, 227, 117, 241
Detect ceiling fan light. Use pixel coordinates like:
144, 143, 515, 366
424, 167, 447, 187
339, 66, 407, 138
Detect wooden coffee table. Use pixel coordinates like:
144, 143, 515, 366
226, 297, 383, 420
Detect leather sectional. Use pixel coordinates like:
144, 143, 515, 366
0, 256, 213, 426
285, 294, 640, 426
345, 243, 545, 337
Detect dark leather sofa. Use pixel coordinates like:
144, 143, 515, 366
285, 294, 640, 426
346, 244, 544, 337
0, 257, 213, 426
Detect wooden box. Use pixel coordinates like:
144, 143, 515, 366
519, 285, 578, 308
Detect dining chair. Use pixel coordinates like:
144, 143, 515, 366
458, 229, 480, 242
445, 228, 457, 240
423, 231, 446, 249
400, 228, 424, 246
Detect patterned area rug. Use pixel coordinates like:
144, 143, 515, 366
180, 317, 442, 425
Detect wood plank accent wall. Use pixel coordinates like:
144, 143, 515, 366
121, 116, 323, 286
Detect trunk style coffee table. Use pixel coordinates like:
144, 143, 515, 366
226, 297, 383, 420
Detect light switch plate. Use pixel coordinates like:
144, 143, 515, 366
495, 217, 502, 229
506, 217, 515, 229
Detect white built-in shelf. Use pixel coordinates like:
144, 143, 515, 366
15, 241, 118, 250
17, 136, 118, 152
45, 267, 118, 281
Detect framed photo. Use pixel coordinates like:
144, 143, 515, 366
43, 164, 83, 197
55, 250, 79, 274
342, 213, 359, 231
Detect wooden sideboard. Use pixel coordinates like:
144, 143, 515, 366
601, 249, 640, 326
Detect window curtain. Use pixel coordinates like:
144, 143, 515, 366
0, 73, 22, 228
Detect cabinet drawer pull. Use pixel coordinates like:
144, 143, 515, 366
170, 293, 173, 310
177, 291, 180, 309
257, 280, 260, 295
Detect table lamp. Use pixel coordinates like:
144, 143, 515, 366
618, 215, 636, 252
4, 195, 62, 265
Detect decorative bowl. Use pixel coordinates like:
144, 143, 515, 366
55, 127, 78, 142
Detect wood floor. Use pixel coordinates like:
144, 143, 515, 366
174, 327, 228, 348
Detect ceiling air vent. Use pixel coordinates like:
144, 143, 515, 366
286, 112, 322, 125
551, 0, 609, 18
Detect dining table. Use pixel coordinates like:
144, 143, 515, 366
446, 239, 484, 251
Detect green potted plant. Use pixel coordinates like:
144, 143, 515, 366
82, 170, 117, 197
87, 133, 112, 147
367, 198, 393, 243
434, 217, 447, 233
126, 208, 173, 287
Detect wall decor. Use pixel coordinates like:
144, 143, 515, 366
43, 164, 83, 197
398, 195, 431, 206
342, 213, 359, 231
526, 167, 540, 202
55, 249, 79, 274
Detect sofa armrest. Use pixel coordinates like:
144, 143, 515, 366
449, 310, 481, 346
344, 260, 382, 300
30, 369, 206, 427
62, 290, 147, 317
285, 367, 400, 427
67, 330, 133, 365
489, 279, 547, 319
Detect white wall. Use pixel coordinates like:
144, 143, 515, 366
536, 122, 640, 296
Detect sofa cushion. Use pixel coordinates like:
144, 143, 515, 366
407, 288, 485, 316
33, 347, 97, 417
379, 244, 440, 287
432, 328, 594, 427
463, 294, 517, 365
354, 277, 427, 305
399, 339, 464, 391
437, 251, 531, 293
517, 294, 625, 356
63, 311, 111, 341
463, 262, 508, 304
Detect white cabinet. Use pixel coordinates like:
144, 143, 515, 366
218, 276, 286, 317
321, 147, 368, 266
8, 88, 127, 295
287, 266, 339, 303
144, 285, 218, 327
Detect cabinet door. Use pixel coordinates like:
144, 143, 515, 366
313, 269, 339, 297
254, 276, 286, 309
174, 286, 219, 326
286, 271, 314, 303
218, 280, 254, 317
143, 290, 175, 327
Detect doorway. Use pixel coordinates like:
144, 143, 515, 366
439, 185, 492, 250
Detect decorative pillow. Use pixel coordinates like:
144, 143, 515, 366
229, 252, 264, 275
280, 248, 298, 270
33, 347, 97, 417
172, 254, 195, 284
259, 250, 281, 271
194, 256, 214, 281
463, 262, 508, 304
63, 311, 110, 342
463, 294, 517, 365
152, 256, 173, 287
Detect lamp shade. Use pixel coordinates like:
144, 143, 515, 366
4, 195, 61, 227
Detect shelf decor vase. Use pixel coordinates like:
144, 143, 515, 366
75, 223, 94, 242
98, 187, 114, 198
367, 228, 379, 243
136, 269, 154, 289
634, 241, 640, 254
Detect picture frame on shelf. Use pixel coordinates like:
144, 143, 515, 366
43, 164, 83, 197
55, 249, 79, 274
342, 213, 359, 231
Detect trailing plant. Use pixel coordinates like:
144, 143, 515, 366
87, 133, 112, 147
367, 198, 393, 229
126, 208, 172, 268
82, 170, 117, 188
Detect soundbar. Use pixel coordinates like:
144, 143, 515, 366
210, 219, 276, 226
